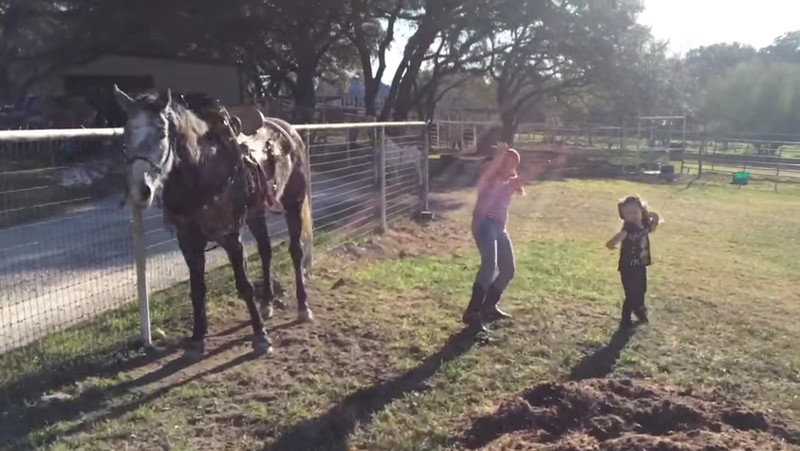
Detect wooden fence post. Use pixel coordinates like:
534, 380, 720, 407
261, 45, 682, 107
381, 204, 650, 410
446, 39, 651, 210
421, 123, 430, 212
375, 126, 387, 233
132, 207, 151, 346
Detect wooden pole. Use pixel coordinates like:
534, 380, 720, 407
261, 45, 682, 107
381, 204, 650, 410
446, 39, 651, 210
132, 207, 151, 346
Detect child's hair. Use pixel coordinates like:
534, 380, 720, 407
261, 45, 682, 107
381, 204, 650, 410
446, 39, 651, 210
617, 194, 655, 221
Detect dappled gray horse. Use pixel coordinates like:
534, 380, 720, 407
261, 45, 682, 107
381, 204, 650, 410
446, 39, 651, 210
114, 86, 314, 355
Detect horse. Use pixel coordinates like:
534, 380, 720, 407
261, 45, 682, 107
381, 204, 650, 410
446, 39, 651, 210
113, 85, 314, 356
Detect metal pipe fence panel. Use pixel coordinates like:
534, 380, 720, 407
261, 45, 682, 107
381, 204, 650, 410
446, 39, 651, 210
0, 122, 427, 354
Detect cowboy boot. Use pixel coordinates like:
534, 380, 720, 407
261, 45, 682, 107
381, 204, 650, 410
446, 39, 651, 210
462, 283, 486, 325
481, 284, 512, 322
619, 299, 634, 329
633, 305, 649, 324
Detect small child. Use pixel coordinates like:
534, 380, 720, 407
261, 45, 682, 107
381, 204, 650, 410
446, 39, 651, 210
606, 195, 661, 329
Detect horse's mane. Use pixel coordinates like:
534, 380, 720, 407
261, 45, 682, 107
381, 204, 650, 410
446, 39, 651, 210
132, 90, 209, 165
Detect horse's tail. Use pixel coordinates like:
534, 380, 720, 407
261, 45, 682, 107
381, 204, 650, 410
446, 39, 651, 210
300, 192, 314, 271
300, 192, 313, 242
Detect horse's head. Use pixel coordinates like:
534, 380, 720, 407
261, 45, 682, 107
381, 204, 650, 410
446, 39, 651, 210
114, 85, 176, 209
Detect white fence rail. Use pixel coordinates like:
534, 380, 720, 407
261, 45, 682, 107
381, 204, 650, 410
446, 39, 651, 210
0, 121, 429, 353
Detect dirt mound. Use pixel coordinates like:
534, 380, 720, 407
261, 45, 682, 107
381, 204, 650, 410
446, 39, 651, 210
462, 379, 800, 450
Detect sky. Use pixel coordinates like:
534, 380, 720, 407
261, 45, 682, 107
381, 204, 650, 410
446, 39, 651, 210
639, 0, 800, 54
380, 0, 800, 83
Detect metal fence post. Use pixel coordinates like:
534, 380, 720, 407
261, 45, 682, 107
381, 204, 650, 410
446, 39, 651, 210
421, 123, 430, 212
472, 124, 477, 148
131, 207, 151, 346
303, 129, 314, 272
377, 126, 387, 233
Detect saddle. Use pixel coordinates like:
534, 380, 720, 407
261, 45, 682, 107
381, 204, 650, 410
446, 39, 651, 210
194, 102, 272, 212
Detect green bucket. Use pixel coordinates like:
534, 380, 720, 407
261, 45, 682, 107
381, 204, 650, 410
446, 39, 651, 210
732, 171, 749, 186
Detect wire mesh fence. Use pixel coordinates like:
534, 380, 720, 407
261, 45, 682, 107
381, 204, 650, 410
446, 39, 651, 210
0, 122, 428, 356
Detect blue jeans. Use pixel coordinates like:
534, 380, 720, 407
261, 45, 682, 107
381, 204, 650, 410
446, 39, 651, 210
472, 217, 516, 291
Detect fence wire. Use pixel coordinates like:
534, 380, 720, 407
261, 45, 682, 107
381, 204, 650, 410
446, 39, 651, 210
0, 135, 134, 353
0, 123, 427, 356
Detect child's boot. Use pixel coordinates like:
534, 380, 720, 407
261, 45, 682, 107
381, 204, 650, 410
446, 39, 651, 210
633, 306, 649, 324
619, 300, 634, 329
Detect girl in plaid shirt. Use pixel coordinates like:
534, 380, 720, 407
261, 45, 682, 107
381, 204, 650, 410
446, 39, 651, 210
463, 143, 565, 331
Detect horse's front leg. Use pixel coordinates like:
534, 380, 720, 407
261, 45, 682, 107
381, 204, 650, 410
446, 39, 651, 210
177, 228, 208, 356
246, 214, 279, 319
285, 203, 313, 322
219, 232, 272, 353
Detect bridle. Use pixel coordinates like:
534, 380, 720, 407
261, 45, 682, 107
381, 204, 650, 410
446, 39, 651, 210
124, 116, 178, 174
120, 113, 178, 207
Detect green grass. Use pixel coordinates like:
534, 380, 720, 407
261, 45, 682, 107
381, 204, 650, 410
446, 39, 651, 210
2, 178, 800, 450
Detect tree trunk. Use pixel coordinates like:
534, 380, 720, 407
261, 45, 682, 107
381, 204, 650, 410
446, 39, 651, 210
292, 65, 316, 123
500, 120, 517, 145
499, 106, 519, 145
363, 81, 377, 117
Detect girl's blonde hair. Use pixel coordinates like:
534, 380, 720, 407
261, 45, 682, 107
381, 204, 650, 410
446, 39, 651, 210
505, 149, 525, 195
480, 147, 525, 195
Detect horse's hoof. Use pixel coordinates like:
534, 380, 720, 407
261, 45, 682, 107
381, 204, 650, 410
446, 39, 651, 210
273, 298, 287, 309
261, 304, 274, 319
298, 309, 314, 322
182, 339, 205, 359
251, 335, 273, 354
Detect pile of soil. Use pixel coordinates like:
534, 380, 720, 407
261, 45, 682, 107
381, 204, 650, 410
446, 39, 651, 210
462, 379, 800, 450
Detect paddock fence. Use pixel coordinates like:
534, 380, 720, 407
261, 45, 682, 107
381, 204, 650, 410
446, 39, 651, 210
431, 121, 800, 182
0, 121, 429, 354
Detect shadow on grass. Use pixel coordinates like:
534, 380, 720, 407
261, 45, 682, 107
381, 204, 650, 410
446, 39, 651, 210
264, 328, 481, 451
0, 238, 303, 448
0, 334, 254, 449
0, 322, 183, 420
568, 327, 636, 381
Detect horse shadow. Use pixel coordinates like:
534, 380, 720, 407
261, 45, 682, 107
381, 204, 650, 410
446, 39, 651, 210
263, 328, 480, 451
568, 327, 636, 381
0, 335, 252, 448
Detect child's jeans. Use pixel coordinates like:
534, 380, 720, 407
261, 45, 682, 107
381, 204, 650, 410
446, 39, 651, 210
620, 265, 647, 318
472, 217, 516, 291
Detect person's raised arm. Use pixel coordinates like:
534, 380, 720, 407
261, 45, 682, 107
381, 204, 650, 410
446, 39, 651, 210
648, 211, 661, 233
606, 230, 627, 249
477, 142, 510, 190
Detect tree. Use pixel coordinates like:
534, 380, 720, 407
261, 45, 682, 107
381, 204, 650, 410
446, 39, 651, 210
562, 26, 686, 124
705, 61, 800, 136
189, 0, 356, 122
489, 0, 642, 143
761, 31, 800, 64
0, 0, 126, 104
346, 0, 499, 121
434, 74, 496, 114
345, 0, 401, 117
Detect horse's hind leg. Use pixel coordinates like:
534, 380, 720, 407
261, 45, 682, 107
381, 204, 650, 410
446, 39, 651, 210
246, 213, 278, 319
285, 202, 313, 321
219, 232, 272, 353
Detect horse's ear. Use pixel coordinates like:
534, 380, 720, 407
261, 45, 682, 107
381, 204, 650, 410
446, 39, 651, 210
113, 84, 134, 113
152, 88, 172, 112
